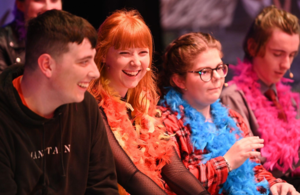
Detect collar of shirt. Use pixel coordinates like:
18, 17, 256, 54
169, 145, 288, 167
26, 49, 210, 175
258, 79, 278, 98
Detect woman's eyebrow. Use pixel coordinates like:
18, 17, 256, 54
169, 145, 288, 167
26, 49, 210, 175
194, 62, 224, 71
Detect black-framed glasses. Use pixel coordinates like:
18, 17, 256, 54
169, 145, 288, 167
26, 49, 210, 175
187, 64, 228, 82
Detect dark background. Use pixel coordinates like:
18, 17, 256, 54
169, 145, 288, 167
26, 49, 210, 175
1, 0, 300, 91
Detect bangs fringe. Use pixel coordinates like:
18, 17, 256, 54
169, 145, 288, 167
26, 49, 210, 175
111, 18, 152, 50
89, 9, 158, 123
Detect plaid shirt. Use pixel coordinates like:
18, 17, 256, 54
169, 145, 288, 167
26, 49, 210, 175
160, 106, 284, 195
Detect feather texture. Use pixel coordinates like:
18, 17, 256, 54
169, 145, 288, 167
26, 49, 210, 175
230, 60, 300, 175
100, 87, 174, 193
160, 88, 269, 195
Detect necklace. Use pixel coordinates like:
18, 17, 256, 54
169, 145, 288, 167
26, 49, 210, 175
160, 88, 269, 194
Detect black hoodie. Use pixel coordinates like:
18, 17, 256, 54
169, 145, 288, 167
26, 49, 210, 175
0, 65, 119, 195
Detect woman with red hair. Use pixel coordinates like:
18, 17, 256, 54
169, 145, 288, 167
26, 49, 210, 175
88, 9, 208, 195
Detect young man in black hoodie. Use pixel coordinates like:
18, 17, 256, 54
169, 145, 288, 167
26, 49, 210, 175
0, 10, 119, 195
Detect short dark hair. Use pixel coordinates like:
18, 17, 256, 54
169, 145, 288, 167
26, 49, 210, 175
25, 9, 97, 69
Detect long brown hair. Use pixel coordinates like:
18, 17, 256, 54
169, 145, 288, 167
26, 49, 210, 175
88, 9, 158, 115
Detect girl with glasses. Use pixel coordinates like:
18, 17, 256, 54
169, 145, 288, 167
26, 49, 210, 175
88, 10, 209, 195
158, 32, 297, 195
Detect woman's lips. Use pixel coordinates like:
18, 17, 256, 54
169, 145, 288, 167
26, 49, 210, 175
122, 70, 141, 76
209, 86, 220, 91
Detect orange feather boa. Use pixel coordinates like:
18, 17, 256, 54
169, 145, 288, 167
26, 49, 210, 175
99, 88, 174, 192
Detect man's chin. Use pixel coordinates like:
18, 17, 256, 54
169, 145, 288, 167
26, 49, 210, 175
70, 96, 85, 104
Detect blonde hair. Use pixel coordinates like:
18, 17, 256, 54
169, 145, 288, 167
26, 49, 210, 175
244, 5, 300, 60
88, 9, 158, 115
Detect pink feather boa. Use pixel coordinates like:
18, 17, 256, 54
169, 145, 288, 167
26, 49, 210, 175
229, 60, 300, 175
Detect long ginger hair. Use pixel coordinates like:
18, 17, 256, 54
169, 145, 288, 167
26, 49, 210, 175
88, 9, 158, 116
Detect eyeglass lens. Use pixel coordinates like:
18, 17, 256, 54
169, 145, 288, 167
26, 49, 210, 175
199, 65, 228, 81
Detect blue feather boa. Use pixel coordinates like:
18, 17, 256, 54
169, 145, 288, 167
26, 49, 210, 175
160, 88, 269, 195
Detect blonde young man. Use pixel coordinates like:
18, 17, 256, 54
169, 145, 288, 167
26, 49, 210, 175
221, 5, 300, 191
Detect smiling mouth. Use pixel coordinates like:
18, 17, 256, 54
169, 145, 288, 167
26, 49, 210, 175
122, 70, 140, 77
78, 82, 89, 89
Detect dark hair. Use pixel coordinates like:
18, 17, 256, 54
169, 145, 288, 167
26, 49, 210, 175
25, 9, 97, 69
243, 5, 300, 61
158, 32, 222, 97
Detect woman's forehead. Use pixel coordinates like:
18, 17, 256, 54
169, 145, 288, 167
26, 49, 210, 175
190, 49, 222, 70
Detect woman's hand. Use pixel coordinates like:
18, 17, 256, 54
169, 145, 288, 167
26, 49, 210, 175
223, 136, 264, 170
270, 183, 299, 195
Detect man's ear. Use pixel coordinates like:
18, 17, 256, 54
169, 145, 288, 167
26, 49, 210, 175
37, 54, 55, 78
247, 38, 257, 57
16, 0, 25, 13
171, 74, 186, 90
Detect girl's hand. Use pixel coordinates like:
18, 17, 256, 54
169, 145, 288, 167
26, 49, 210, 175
223, 136, 264, 170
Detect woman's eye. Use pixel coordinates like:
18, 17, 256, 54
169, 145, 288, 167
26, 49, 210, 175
119, 50, 131, 55
217, 66, 223, 70
201, 70, 209, 75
